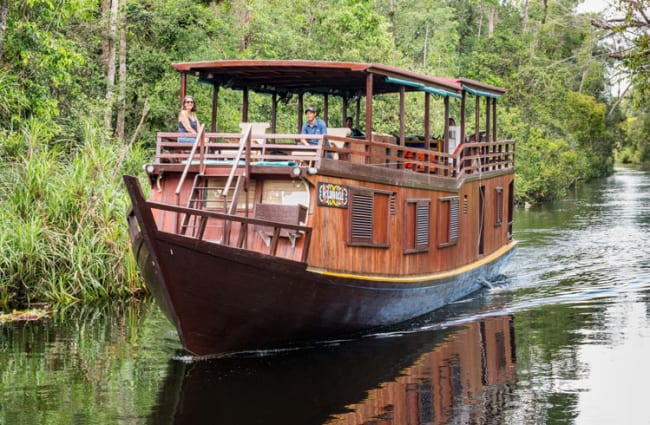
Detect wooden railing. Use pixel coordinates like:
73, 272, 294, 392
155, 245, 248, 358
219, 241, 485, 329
153, 131, 514, 179
174, 124, 205, 205
146, 199, 312, 262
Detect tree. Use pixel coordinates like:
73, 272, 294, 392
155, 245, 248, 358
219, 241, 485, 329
104, 0, 119, 134
591, 0, 650, 102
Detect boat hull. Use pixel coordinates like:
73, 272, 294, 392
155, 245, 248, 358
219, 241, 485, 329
127, 209, 517, 356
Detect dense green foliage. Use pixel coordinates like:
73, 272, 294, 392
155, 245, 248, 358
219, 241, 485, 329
0, 0, 647, 308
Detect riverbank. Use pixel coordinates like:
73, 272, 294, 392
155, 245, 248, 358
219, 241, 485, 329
0, 135, 147, 311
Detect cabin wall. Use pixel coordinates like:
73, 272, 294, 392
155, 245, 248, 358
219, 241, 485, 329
149, 170, 514, 276
149, 174, 307, 262
305, 173, 513, 276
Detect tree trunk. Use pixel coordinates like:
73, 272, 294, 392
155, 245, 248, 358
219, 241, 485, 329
115, 8, 127, 142
488, 6, 497, 37
423, 23, 429, 67
522, 0, 529, 33
101, 0, 111, 73
104, 0, 119, 135
477, 0, 484, 38
0, 0, 9, 62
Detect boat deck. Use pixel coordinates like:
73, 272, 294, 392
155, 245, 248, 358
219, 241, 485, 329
150, 129, 515, 179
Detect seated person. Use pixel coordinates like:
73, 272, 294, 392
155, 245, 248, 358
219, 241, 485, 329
178, 95, 200, 143
300, 106, 332, 157
345, 116, 364, 137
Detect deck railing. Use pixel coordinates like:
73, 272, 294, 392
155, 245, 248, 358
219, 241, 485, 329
147, 199, 312, 262
153, 131, 514, 178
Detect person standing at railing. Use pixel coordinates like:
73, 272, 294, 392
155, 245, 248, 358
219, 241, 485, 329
178, 95, 200, 143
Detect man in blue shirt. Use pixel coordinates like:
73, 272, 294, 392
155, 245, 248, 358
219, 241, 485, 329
300, 106, 329, 148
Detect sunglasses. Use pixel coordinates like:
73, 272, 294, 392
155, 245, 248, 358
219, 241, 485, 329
185, 100, 194, 104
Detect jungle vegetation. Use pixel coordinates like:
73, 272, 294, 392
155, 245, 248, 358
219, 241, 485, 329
0, 0, 648, 309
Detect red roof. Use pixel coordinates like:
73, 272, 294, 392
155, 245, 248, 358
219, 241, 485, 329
171, 60, 496, 97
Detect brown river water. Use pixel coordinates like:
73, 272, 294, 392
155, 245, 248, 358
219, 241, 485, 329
1, 166, 649, 424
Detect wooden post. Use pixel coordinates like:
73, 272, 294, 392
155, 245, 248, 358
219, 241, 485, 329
493, 98, 497, 141
444, 95, 450, 152
271, 93, 277, 133
211, 84, 219, 132
475, 96, 480, 141
365, 73, 373, 142
298, 93, 304, 131
425, 92, 431, 150
324, 94, 329, 124
399, 86, 405, 147
180, 73, 187, 109
460, 92, 466, 144
485, 97, 491, 142
242, 88, 249, 123
356, 96, 361, 128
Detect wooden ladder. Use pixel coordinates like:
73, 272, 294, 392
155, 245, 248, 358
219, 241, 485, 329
179, 173, 247, 239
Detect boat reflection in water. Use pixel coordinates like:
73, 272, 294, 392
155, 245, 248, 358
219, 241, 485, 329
150, 315, 516, 425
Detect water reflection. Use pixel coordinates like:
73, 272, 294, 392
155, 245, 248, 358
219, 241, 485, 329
149, 315, 516, 425
2, 167, 650, 424
0, 301, 176, 425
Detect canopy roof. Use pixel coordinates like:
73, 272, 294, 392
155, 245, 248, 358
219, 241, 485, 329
171, 60, 505, 98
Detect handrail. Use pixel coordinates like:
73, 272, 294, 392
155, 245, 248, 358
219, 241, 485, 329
144, 198, 312, 262
156, 131, 514, 180
174, 123, 206, 201
222, 124, 252, 212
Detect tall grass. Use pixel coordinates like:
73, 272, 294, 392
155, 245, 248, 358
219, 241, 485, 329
0, 119, 149, 310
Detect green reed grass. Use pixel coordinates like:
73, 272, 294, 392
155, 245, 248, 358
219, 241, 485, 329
0, 121, 148, 311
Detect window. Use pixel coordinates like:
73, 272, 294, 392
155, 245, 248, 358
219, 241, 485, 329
495, 187, 503, 226
261, 180, 309, 206
404, 199, 430, 253
438, 196, 459, 248
347, 187, 391, 247
205, 178, 256, 211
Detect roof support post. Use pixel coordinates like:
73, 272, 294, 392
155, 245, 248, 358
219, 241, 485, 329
460, 92, 466, 144
242, 88, 249, 123
399, 86, 405, 147
425, 92, 431, 150
180, 73, 187, 109
365, 73, 373, 145
324, 94, 329, 124
443, 95, 450, 151
342, 96, 348, 125
211, 84, 219, 132
355, 96, 361, 128
485, 97, 491, 142
492, 98, 497, 141
474, 96, 480, 141
271, 93, 277, 133
298, 93, 304, 131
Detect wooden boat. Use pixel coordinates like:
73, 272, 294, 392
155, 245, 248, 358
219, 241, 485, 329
123, 60, 517, 356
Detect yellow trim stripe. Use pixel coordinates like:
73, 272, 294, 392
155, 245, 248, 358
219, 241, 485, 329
310, 240, 518, 283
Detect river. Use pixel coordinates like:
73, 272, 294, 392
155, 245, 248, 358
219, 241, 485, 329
1, 166, 649, 425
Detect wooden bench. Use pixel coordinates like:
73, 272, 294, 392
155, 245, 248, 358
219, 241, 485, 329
254, 203, 308, 248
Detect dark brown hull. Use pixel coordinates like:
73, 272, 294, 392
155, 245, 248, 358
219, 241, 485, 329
125, 177, 517, 356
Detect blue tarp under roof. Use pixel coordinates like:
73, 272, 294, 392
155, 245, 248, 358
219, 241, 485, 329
461, 84, 502, 98
384, 77, 462, 99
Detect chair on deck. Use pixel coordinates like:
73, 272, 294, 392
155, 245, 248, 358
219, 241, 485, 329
254, 203, 307, 248
326, 128, 351, 160
240, 122, 270, 160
